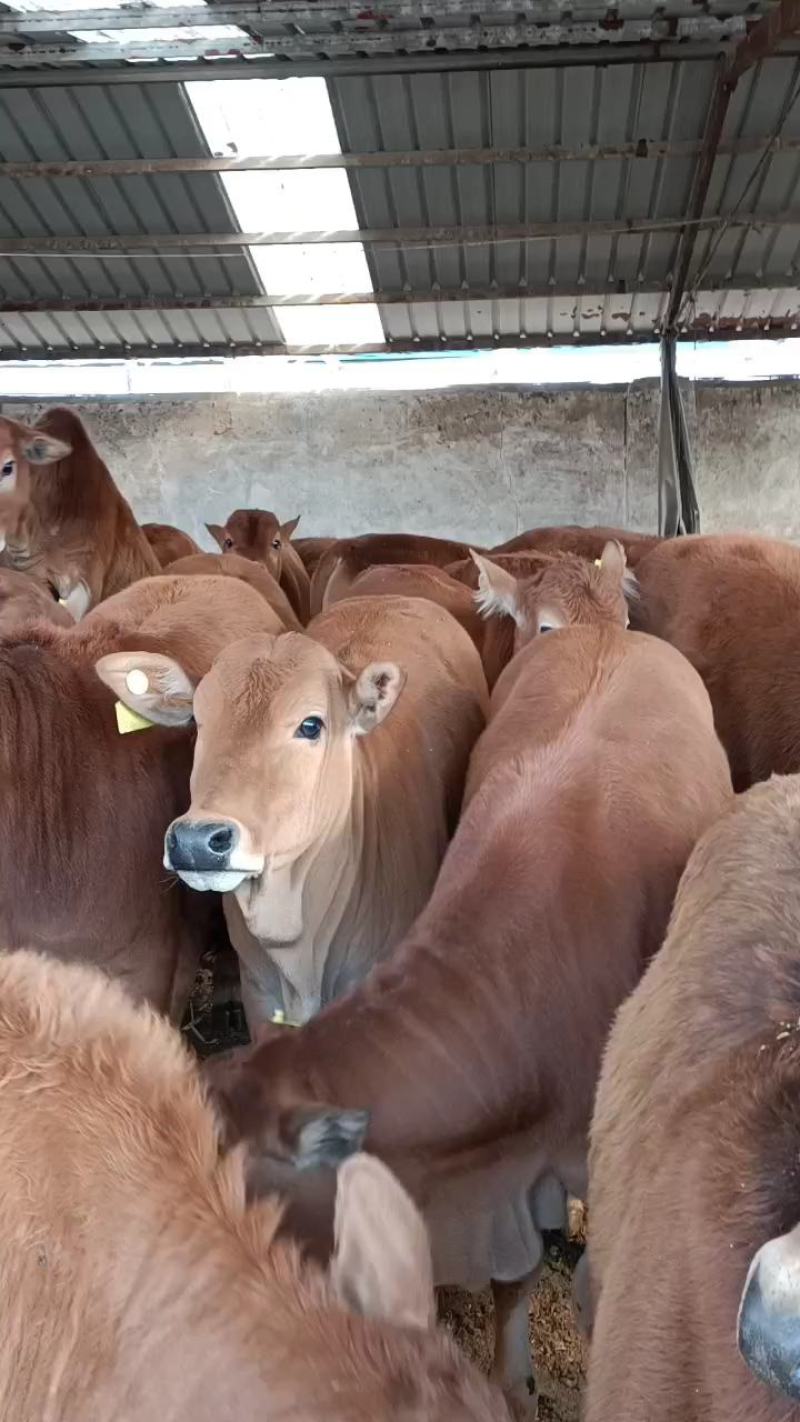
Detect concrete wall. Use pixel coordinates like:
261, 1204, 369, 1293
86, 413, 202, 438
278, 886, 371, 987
8, 377, 800, 547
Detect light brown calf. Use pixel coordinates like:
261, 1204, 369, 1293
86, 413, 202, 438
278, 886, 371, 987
586, 775, 800, 1422
633, 532, 800, 790
207, 580, 731, 1417
113, 595, 488, 1028
0, 575, 283, 1020
0, 407, 158, 612
165, 550, 303, 631
0, 949, 506, 1422
208, 507, 310, 622
143, 521, 201, 567
465, 541, 633, 685
311, 532, 474, 616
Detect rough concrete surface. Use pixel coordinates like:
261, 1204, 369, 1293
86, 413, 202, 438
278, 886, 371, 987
8, 377, 800, 545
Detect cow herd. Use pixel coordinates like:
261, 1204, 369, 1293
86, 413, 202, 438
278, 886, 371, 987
1, 404, 800, 1421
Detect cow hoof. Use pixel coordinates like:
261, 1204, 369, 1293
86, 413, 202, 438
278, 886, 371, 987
504, 1377, 538, 1421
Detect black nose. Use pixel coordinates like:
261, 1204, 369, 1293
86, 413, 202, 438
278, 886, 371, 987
165, 820, 239, 872
739, 1267, 800, 1400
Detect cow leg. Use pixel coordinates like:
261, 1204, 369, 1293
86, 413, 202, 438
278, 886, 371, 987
491, 1265, 542, 1420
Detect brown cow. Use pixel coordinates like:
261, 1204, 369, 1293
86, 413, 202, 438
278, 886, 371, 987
0, 567, 74, 635
143, 521, 201, 567
311, 533, 475, 616
328, 562, 488, 673
0, 575, 284, 1020
585, 774, 800, 1422
633, 533, 800, 791
447, 542, 632, 688
0, 407, 159, 612
207, 597, 731, 1416
294, 535, 336, 577
207, 508, 310, 623
114, 596, 487, 1029
0, 948, 507, 1422
492, 523, 660, 566
165, 551, 302, 631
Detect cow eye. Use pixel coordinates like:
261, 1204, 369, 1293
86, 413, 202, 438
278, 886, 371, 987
538, 622, 555, 634
296, 715, 324, 741
1, 459, 13, 478
272, 538, 281, 550
222, 537, 234, 551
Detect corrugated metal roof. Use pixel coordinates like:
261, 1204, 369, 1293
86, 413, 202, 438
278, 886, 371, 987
2, 3, 800, 358
329, 56, 800, 343
0, 78, 283, 356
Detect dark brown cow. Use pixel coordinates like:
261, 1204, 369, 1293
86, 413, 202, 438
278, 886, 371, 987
586, 775, 800, 1422
492, 523, 660, 566
0, 407, 159, 612
165, 551, 302, 631
119, 596, 487, 1029
207, 595, 731, 1416
0, 949, 507, 1422
0, 575, 283, 1020
0, 567, 74, 635
207, 508, 310, 623
311, 534, 475, 616
143, 521, 201, 567
633, 533, 800, 791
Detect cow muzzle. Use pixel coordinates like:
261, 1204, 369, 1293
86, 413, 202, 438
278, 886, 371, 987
739, 1236, 800, 1400
164, 816, 264, 893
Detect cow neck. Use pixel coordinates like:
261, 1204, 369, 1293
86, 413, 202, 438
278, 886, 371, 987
240, 796, 535, 1162
235, 753, 367, 1022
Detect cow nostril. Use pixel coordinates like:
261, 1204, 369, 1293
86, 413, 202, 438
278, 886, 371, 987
208, 826, 234, 855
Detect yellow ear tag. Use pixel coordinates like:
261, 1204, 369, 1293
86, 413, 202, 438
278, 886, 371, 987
594, 558, 602, 567
115, 701, 154, 735
58, 597, 67, 606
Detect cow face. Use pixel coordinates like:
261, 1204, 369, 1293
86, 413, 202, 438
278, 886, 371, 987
142, 633, 404, 927
0, 416, 70, 553
206, 509, 300, 582
471, 540, 634, 653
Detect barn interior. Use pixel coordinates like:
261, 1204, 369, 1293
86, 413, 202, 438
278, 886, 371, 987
2, 1, 800, 1417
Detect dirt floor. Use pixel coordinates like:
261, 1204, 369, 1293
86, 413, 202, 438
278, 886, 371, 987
440, 1234, 586, 1422
185, 954, 588, 1420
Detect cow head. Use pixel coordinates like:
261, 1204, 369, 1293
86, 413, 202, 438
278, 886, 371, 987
0, 415, 70, 554
105, 632, 405, 937
471, 540, 635, 654
206, 508, 301, 582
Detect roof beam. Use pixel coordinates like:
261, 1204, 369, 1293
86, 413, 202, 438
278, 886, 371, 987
1, 210, 797, 256
3, 133, 800, 179
0, 38, 767, 85
2, 272, 797, 313
0, 322, 796, 364
666, 0, 800, 333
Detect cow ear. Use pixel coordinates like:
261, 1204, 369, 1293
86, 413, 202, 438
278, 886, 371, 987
20, 429, 71, 465
205, 522, 226, 550
349, 662, 406, 737
282, 1106, 369, 1171
95, 650, 196, 727
331, 1153, 435, 1329
599, 539, 627, 583
470, 550, 522, 626
280, 515, 301, 541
